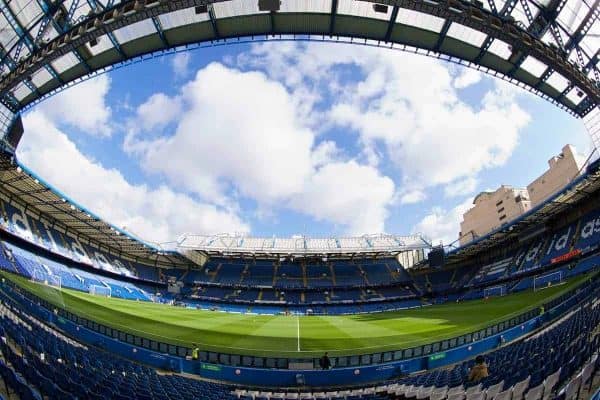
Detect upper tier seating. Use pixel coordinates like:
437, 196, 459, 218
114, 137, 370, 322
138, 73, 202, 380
0, 241, 151, 302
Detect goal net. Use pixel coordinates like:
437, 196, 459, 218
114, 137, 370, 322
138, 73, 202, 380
47, 275, 61, 289
89, 284, 111, 297
484, 285, 506, 298
31, 270, 61, 288
533, 271, 563, 291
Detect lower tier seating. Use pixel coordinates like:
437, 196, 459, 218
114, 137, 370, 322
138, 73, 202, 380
0, 278, 597, 400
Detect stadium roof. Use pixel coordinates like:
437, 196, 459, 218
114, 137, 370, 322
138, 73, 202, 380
443, 156, 600, 264
0, 152, 188, 267
0, 0, 597, 142
177, 233, 430, 257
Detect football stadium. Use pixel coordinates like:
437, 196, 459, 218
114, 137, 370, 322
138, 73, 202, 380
0, 0, 598, 399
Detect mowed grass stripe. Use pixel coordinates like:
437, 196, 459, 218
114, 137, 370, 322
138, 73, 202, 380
1, 271, 592, 358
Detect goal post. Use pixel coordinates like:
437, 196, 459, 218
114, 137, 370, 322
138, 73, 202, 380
89, 284, 111, 297
533, 271, 564, 291
484, 285, 506, 298
31, 270, 61, 289
47, 275, 61, 289
30, 269, 46, 284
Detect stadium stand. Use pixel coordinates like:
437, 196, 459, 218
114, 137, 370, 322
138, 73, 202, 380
0, 154, 598, 396
2, 198, 600, 314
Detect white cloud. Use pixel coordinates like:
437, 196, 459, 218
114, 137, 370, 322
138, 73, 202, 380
171, 52, 191, 78
17, 111, 249, 243
135, 93, 182, 132
453, 68, 482, 89
128, 62, 396, 233
138, 63, 315, 205
413, 198, 474, 246
399, 189, 427, 205
37, 75, 113, 137
289, 161, 395, 234
444, 176, 478, 198
239, 42, 531, 196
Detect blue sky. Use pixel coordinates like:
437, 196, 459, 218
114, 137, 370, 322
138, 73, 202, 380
14, 41, 592, 246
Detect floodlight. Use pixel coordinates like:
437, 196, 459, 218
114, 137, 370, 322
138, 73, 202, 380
372, 4, 388, 13
258, 0, 280, 12
195, 5, 208, 14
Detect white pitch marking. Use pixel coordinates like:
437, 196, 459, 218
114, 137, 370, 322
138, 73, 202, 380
297, 315, 301, 352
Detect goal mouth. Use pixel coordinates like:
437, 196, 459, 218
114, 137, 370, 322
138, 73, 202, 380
89, 284, 112, 297
484, 285, 507, 297
31, 272, 61, 289
533, 271, 564, 292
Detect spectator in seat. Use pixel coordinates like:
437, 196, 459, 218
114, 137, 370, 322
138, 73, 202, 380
191, 343, 200, 360
319, 352, 331, 370
468, 355, 489, 382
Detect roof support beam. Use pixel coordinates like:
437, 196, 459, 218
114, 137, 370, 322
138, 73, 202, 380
564, 0, 599, 52
0, 0, 597, 117
269, 11, 275, 35
537, 0, 599, 87
508, 0, 568, 78
208, 4, 220, 40
329, 0, 338, 35
434, 20, 452, 52
152, 17, 169, 48
0, 0, 62, 90
86, 0, 125, 59
519, 0, 534, 25
527, 0, 568, 39
474, 0, 519, 63
384, 5, 399, 42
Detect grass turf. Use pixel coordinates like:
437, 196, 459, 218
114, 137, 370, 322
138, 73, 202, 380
0, 271, 590, 358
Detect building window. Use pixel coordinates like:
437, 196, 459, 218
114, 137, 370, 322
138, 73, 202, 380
497, 207, 505, 213
499, 214, 506, 221
495, 200, 503, 206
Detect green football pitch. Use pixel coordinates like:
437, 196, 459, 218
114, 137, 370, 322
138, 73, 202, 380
0, 271, 591, 358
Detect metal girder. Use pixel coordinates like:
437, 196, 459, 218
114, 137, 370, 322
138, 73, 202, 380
269, 11, 275, 35
151, 16, 168, 47
86, 0, 125, 58
67, 0, 82, 23
548, 23, 565, 50
106, 31, 126, 58
0, 0, 61, 99
508, 0, 568, 78
208, 3, 220, 39
0, 2, 34, 70
537, 0, 599, 88
384, 5, 399, 42
527, 0, 568, 39
474, 0, 519, 63
565, 1, 599, 52
519, 0, 534, 25
0, 0, 597, 118
329, 0, 338, 34
587, 49, 600, 83
434, 19, 453, 52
